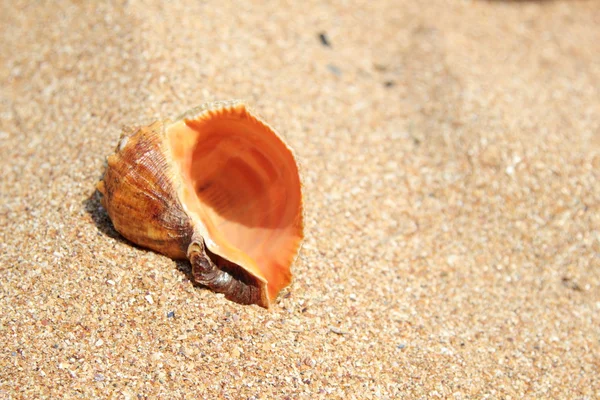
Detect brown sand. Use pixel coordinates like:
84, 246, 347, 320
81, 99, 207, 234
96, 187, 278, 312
1, 1, 599, 398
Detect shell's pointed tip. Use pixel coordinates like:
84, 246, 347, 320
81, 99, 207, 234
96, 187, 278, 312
106, 154, 118, 167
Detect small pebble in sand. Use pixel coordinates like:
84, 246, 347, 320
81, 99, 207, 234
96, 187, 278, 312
329, 326, 348, 335
318, 32, 331, 47
327, 64, 342, 76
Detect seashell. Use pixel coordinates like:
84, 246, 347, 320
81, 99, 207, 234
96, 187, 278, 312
97, 101, 304, 308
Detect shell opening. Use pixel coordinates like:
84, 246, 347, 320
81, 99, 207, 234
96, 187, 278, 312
166, 104, 303, 302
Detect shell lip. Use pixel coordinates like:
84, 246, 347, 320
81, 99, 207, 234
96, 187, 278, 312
167, 101, 303, 307
175, 100, 245, 122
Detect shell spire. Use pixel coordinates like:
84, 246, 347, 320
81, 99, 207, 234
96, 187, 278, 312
97, 101, 304, 308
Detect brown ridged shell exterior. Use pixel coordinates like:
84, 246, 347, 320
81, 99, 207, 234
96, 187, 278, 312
97, 122, 193, 259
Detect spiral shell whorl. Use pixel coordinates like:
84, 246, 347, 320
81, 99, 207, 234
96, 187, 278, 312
98, 122, 193, 259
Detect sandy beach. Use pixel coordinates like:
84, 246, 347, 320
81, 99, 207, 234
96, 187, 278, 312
1, 1, 599, 398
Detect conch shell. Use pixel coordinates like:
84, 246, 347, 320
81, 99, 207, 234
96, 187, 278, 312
97, 101, 304, 308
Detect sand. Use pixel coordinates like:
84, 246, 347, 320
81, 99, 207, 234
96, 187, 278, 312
1, 0, 599, 398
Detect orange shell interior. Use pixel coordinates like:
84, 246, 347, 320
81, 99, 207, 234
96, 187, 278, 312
166, 104, 303, 302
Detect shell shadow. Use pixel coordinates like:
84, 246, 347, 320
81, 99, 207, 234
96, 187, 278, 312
175, 260, 193, 281
83, 188, 261, 306
83, 189, 129, 244
85, 189, 200, 286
